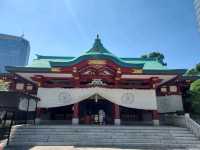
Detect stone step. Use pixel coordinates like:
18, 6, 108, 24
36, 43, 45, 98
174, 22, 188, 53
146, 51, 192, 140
12, 125, 187, 130
9, 141, 200, 148
11, 128, 188, 132
10, 139, 200, 145
10, 133, 195, 139
10, 134, 197, 139
11, 129, 190, 133
8, 125, 200, 148
12, 127, 188, 130
9, 132, 194, 137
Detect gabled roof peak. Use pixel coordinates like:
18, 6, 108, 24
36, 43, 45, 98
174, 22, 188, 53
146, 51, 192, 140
86, 34, 112, 54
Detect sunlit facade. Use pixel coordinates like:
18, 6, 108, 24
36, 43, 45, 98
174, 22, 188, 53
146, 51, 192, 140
6, 36, 188, 126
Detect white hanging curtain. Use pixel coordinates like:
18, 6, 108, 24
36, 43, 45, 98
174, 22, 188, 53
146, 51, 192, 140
37, 87, 157, 110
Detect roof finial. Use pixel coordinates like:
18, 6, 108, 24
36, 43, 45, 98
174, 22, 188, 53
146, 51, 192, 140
96, 34, 99, 39
21, 32, 24, 38
86, 35, 111, 54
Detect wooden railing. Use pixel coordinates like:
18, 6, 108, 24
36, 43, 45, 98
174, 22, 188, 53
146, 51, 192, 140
0, 111, 15, 145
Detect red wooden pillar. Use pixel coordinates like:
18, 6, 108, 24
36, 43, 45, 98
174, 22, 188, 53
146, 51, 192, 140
35, 108, 41, 124
114, 69, 121, 125
72, 67, 80, 125
114, 104, 121, 125
152, 110, 160, 126
72, 103, 79, 125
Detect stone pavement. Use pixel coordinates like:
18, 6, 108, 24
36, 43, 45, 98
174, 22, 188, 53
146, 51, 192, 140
3, 146, 200, 150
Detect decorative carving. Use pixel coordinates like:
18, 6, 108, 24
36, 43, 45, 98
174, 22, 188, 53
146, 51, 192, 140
99, 70, 112, 75
117, 68, 121, 74
73, 67, 77, 73
88, 79, 107, 86
51, 68, 61, 72
132, 69, 143, 74
93, 65, 103, 69
88, 60, 106, 65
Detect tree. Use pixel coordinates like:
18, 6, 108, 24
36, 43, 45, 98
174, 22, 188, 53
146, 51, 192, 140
141, 52, 167, 65
186, 63, 200, 76
190, 79, 200, 114
187, 69, 199, 76
196, 63, 200, 72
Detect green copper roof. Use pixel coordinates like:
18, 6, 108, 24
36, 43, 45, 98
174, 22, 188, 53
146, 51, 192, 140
6, 65, 187, 75
30, 35, 146, 68
49, 53, 144, 68
86, 34, 112, 54
28, 55, 166, 70
6, 35, 187, 74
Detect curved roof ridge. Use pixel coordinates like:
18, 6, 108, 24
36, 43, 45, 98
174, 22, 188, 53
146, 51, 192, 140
49, 52, 144, 68
121, 57, 158, 61
36, 54, 75, 60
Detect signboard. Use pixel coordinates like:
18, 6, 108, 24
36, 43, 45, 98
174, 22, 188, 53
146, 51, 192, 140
88, 60, 107, 65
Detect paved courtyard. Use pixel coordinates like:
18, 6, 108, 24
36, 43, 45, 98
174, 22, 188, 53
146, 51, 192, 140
3, 146, 200, 150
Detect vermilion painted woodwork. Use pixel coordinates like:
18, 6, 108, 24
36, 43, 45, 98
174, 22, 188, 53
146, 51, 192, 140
152, 110, 160, 120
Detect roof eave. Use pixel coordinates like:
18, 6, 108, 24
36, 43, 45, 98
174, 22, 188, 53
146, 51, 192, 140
6, 66, 51, 73
143, 69, 187, 75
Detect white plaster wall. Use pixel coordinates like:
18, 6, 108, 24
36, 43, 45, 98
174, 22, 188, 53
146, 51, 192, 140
157, 95, 183, 113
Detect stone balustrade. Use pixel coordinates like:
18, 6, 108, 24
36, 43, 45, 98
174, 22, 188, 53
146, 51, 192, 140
185, 114, 200, 138
161, 113, 200, 138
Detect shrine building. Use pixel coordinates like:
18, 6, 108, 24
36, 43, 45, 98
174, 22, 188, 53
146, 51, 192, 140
6, 35, 188, 126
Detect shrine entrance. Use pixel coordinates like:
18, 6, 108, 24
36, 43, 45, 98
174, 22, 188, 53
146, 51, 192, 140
79, 95, 114, 125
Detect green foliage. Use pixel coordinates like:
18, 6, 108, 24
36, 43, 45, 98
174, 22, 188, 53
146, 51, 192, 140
0, 81, 9, 91
141, 54, 148, 59
196, 63, 200, 72
186, 63, 200, 76
190, 79, 200, 114
141, 52, 167, 65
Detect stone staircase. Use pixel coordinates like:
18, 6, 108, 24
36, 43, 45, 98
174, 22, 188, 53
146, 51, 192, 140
8, 125, 200, 149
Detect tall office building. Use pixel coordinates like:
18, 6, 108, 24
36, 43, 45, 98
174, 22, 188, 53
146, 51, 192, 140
194, 0, 200, 30
0, 34, 30, 73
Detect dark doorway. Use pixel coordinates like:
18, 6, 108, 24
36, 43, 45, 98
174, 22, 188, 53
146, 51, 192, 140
48, 105, 73, 121
79, 97, 113, 125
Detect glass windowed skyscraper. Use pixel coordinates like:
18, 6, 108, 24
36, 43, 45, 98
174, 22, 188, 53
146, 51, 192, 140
194, 0, 200, 30
0, 34, 30, 73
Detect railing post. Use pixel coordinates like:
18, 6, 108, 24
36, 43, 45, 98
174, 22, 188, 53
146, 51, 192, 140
3, 111, 7, 127
34, 101, 38, 125
25, 98, 30, 124
185, 113, 190, 128
7, 112, 15, 145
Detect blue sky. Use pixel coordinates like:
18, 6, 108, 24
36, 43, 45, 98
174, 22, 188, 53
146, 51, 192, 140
0, 0, 200, 69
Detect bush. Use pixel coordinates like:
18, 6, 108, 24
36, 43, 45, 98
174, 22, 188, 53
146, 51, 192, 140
190, 79, 200, 114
